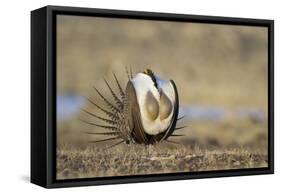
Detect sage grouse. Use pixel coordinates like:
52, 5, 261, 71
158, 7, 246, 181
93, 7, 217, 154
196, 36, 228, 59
81, 68, 185, 148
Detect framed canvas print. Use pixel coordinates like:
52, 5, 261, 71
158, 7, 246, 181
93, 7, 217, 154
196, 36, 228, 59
31, 5, 274, 188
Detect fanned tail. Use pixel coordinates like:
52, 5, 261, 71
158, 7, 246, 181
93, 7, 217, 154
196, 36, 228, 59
113, 73, 125, 100
94, 86, 121, 113
125, 66, 131, 81
87, 98, 119, 121
81, 108, 117, 125
103, 78, 123, 109
79, 118, 118, 131
174, 126, 187, 131
129, 66, 133, 79
82, 131, 120, 136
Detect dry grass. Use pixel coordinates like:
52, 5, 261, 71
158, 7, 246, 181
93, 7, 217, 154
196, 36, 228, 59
57, 114, 268, 180
57, 143, 267, 180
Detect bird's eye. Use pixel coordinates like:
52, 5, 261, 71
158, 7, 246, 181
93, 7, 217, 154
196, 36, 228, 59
145, 91, 159, 121
159, 92, 172, 120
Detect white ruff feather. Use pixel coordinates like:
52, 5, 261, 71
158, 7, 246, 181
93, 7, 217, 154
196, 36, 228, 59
131, 73, 175, 135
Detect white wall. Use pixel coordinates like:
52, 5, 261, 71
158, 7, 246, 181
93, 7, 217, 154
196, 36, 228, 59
0, 0, 279, 193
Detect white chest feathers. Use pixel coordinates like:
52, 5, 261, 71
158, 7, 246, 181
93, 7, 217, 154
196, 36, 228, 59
130, 73, 176, 135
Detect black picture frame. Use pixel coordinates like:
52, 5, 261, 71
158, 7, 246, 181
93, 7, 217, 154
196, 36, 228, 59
31, 5, 274, 188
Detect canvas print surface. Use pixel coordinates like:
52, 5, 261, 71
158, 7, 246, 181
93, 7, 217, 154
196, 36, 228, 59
56, 15, 268, 180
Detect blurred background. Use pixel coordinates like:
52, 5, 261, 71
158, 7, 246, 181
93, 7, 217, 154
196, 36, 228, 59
56, 15, 268, 153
